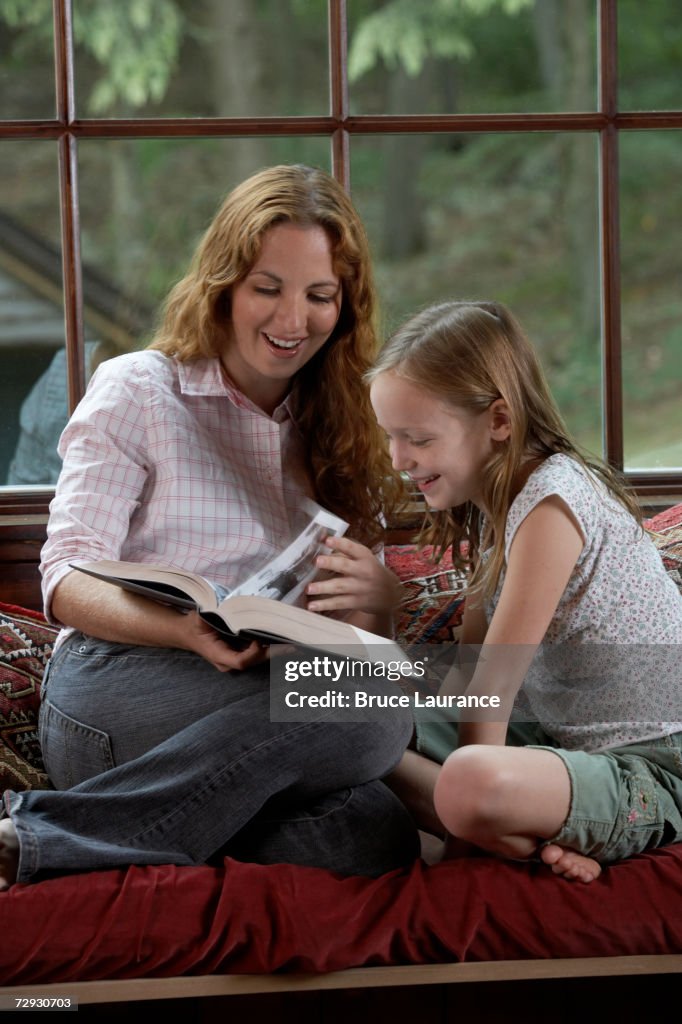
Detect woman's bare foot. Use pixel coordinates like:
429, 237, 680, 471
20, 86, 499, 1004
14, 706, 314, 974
0, 819, 19, 890
419, 830, 446, 865
419, 831, 487, 865
442, 834, 487, 861
540, 842, 601, 883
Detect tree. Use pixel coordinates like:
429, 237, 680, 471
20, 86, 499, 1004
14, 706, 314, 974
0, 0, 184, 113
532, 0, 599, 346
347, 0, 533, 260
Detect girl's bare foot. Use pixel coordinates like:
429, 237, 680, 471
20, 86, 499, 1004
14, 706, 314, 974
540, 842, 601, 883
0, 819, 19, 890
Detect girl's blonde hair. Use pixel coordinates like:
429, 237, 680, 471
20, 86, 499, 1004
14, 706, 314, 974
367, 300, 641, 597
150, 164, 404, 546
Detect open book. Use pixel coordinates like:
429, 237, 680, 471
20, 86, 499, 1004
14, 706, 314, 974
69, 502, 408, 664
70, 564, 406, 663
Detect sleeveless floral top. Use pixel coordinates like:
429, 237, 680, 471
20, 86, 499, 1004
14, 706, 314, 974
487, 455, 682, 751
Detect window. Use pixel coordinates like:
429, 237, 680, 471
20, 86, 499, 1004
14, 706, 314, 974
1, 0, 680, 515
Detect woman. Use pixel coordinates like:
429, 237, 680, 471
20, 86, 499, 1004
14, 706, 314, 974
0, 165, 417, 888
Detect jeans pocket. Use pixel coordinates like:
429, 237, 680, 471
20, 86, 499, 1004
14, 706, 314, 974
39, 697, 115, 789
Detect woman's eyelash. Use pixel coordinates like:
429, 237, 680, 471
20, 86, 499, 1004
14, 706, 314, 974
253, 287, 334, 304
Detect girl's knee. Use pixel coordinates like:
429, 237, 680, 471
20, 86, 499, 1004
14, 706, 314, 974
434, 746, 510, 838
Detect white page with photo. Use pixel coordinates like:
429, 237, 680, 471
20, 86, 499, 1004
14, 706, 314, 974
229, 499, 348, 605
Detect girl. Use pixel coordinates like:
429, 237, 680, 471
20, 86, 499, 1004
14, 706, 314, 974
368, 300, 682, 883
0, 164, 415, 888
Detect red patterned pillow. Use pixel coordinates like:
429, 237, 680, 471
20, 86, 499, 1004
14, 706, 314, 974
385, 544, 466, 645
386, 503, 682, 647
0, 602, 57, 792
645, 502, 682, 594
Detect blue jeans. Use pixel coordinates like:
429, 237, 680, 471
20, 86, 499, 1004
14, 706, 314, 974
4, 633, 418, 883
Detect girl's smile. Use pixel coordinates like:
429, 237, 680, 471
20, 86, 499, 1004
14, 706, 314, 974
370, 372, 507, 513
223, 222, 342, 413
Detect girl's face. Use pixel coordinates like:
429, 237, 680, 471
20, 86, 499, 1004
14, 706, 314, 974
370, 372, 507, 513
224, 222, 342, 413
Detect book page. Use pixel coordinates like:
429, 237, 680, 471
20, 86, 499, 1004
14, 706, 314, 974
228, 499, 348, 606
71, 560, 222, 610
218, 595, 410, 666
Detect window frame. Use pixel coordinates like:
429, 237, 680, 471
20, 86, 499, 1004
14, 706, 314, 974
1, 0, 681, 518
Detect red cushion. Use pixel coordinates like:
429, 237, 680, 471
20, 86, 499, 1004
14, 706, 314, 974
1, 846, 681, 984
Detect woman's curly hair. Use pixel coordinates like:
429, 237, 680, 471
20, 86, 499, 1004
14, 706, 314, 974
150, 164, 405, 547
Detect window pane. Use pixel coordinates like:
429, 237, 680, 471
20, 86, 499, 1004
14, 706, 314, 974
78, 138, 331, 325
0, 0, 55, 119
0, 142, 64, 486
621, 132, 682, 470
3, 138, 331, 489
619, 1, 682, 111
347, 0, 597, 115
72, 0, 329, 118
351, 132, 601, 452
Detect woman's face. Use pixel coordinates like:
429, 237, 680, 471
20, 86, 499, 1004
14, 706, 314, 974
224, 222, 342, 413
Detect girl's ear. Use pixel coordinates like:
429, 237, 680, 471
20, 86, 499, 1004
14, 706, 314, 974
489, 398, 512, 441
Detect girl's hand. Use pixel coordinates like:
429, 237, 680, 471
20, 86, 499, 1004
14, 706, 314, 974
306, 535, 404, 616
183, 611, 269, 672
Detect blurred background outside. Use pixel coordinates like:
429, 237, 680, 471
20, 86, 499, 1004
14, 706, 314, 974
0, 0, 680, 487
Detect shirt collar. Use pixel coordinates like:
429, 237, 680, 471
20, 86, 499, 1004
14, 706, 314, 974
176, 357, 294, 423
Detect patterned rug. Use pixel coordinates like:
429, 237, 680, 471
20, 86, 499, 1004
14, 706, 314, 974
385, 544, 467, 645
0, 603, 57, 791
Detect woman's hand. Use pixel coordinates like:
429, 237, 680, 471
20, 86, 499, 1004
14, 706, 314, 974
306, 535, 404, 616
182, 612, 269, 672
51, 572, 268, 673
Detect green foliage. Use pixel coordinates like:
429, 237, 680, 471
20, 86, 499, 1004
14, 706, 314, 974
0, 0, 52, 58
0, 0, 184, 112
618, 0, 682, 109
348, 0, 533, 80
0, 0, 45, 26
76, 1, 183, 113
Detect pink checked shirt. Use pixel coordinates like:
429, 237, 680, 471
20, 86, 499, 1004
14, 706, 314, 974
41, 350, 314, 623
